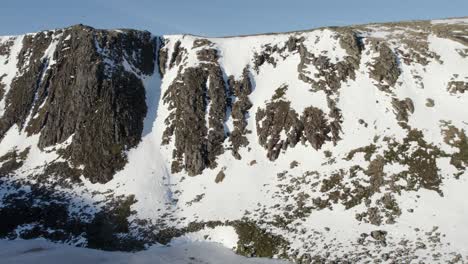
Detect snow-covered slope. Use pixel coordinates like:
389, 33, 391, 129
1, 17, 468, 263
0, 239, 288, 264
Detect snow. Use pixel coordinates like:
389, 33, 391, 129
171, 226, 239, 249
0, 239, 289, 264
432, 17, 468, 25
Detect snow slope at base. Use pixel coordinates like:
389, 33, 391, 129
0, 239, 289, 264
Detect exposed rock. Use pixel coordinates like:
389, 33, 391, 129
233, 221, 288, 258
253, 44, 282, 73
0, 148, 30, 176
285, 36, 304, 52
197, 48, 218, 62
391, 97, 415, 122
157, 38, 168, 76
186, 193, 205, 206
228, 67, 253, 159
169, 40, 185, 68
256, 87, 303, 160
0, 182, 143, 251
163, 62, 229, 174
215, 169, 226, 183
370, 230, 388, 241
0, 74, 6, 101
297, 32, 361, 95
256, 86, 336, 160
290, 160, 299, 169
301, 106, 330, 150
0, 31, 54, 139
441, 123, 468, 172
193, 39, 214, 49
426, 98, 435, 107
369, 41, 400, 89
447, 81, 468, 94
163, 67, 209, 174
0, 37, 15, 58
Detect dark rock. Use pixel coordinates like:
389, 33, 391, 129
369, 41, 400, 89
447, 81, 468, 94
169, 40, 185, 68
0, 74, 6, 102
228, 67, 253, 159
197, 48, 218, 62
162, 63, 229, 175
193, 39, 214, 49
0, 148, 30, 177
391, 97, 414, 122
370, 230, 387, 241
158, 37, 168, 76
215, 170, 226, 183
256, 96, 303, 160
301, 106, 330, 150
425, 98, 435, 107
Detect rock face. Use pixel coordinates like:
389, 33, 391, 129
256, 86, 333, 160
2, 18, 468, 263
0, 25, 155, 183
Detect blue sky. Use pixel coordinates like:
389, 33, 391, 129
1, 0, 467, 36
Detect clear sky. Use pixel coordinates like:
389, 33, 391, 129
1, 0, 467, 37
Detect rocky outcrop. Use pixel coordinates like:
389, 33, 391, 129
301, 106, 331, 150
391, 97, 415, 122
0, 74, 6, 101
256, 86, 334, 160
369, 41, 400, 90
162, 40, 256, 173
297, 31, 362, 94
228, 67, 253, 159
447, 81, 468, 94
0, 25, 156, 183
256, 97, 303, 161
162, 61, 229, 174
169, 40, 185, 69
